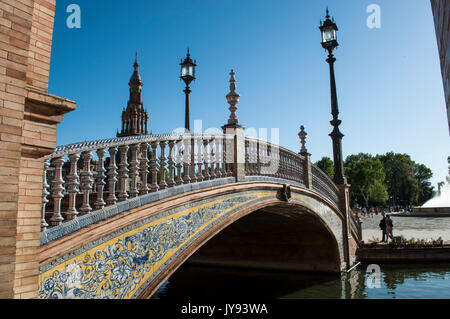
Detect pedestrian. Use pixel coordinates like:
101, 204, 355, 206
362, 207, 367, 217
386, 215, 394, 241
375, 206, 379, 216
379, 213, 387, 242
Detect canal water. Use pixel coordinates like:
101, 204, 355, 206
153, 215, 450, 299
153, 262, 450, 299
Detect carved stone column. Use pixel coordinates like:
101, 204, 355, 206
41, 160, 50, 231
106, 147, 118, 205
65, 153, 80, 220
139, 143, 150, 195
209, 139, 216, 180
79, 151, 93, 215
167, 140, 176, 188
94, 149, 107, 209
175, 140, 184, 186
196, 139, 204, 182
129, 144, 140, 198
49, 157, 65, 226
222, 70, 245, 181
159, 140, 168, 190
150, 141, 159, 192
183, 137, 191, 184
215, 137, 223, 178
190, 137, 197, 183
118, 145, 129, 201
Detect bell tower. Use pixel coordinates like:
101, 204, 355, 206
118, 53, 149, 137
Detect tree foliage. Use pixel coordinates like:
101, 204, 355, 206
314, 157, 334, 180
313, 152, 435, 207
344, 153, 388, 207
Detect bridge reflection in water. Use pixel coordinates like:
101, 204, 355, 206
155, 263, 450, 299
37, 132, 361, 299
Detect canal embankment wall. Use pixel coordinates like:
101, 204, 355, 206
357, 246, 450, 262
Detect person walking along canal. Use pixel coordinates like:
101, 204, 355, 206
379, 213, 387, 242
386, 215, 394, 242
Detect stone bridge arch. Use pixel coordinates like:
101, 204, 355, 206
38, 182, 346, 299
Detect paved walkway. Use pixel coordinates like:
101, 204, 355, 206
360, 213, 450, 242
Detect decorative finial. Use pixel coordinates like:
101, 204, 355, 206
187, 47, 190, 57
134, 51, 139, 70
326, 7, 330, 19
226, 69, 240, 126
298, 125, 309, 155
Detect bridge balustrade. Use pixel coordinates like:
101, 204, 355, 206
41, 134, 344, 236
40, 133, 234, 232
244, 137, 341, 207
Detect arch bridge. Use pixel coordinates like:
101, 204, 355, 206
37, 131, 362, 299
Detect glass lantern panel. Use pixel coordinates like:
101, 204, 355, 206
188, 65, 194, 77
181, 65, 187, 77
322, 28, 336, 42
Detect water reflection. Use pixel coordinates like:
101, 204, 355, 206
153, 262, 450, 299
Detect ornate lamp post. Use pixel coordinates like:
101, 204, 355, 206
319, 8, 347, 185
180, 48, 197, 132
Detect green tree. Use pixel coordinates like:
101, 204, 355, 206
344, 153, 388, 207
377, 152, 419, 206
315, 157, 334, 180
414, 163, 434, 205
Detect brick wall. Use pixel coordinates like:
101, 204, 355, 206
430, 0, 450, 134
0, 0, 75, 298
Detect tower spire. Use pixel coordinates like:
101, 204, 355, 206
117, 53, 149, 137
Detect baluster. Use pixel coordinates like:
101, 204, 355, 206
203, 138, 210, 181
159, 140, 168, 190
250, 140, 256, 175
215, 137, 222, 178
209, 138, 216, 180
41, 159, 50, 231
256, 141, 260, 175
279, 151, 284, 179
224, 135, 233, 177
50, 157, 65, 226
183, 137, 191, 184
221, 136, 228, 177
252, 141, 258, 175
249, 140, 255, 175
106, 147, 118, 205
195, 138, 203, 182
79, 151, 93, 215
118, 145, 129, 201
175, 140, 183, 186
277, 151, 282, 178
139, 143, 150, 195
190, 137, 198, 183
150, 141, 159, 192
94, 149, 107, 209
129, 144, 140, 198
244, 140, 250, 175
65, 153, 80, 220
167, 140, 176, 187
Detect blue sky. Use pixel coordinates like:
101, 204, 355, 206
49, 0, 449, 188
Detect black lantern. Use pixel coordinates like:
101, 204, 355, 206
319, 8, 339, 53
180, 49, 196, 84
180, 48, 197, 132
319, 8, 347, 185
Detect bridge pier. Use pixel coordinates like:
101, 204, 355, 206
336, 184, 358, 269
0, 0, 75, 298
